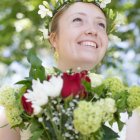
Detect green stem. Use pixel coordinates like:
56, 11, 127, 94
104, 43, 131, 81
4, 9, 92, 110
48, 102, 64, 140
0, 123, 8, 128
41, 122, 51, 140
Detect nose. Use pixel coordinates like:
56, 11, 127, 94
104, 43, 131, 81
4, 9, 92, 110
84, 24, 97, 36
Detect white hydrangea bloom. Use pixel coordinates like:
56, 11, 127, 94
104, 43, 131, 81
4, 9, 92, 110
95, 98, 116, 122
88, 73, 103, 87
104, 98, 116, 113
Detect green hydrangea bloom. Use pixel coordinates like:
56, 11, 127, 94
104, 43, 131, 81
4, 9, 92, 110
103, 77, 125, 98
6, 107, 22, 127
95, 98, 116, 122
0, 86, 16, 107
0, 86, 22, 127
73, 101, 102, 135
127, 86, 140, 111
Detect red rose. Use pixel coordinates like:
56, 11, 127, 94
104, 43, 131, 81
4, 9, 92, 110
80, 70, 91, 83
61, 71, 90, 98
21, 96, 33, 115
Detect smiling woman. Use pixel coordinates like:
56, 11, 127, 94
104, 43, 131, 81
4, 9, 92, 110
49, 2, 108, 71
0, 0, 140, 140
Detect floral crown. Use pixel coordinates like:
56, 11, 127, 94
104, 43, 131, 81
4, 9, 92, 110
38, 0, 121, 38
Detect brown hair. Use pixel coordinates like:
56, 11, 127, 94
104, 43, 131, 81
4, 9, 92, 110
50, 3, 71, 34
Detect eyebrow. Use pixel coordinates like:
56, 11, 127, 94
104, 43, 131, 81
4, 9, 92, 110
96, 16, 106, 21
70, 12, 86, 16
69, 12, 106, 21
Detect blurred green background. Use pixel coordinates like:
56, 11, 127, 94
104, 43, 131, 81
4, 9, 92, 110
0, 0, 140, 85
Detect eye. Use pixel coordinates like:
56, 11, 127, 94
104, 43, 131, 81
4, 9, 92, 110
73, 17, 82, 22
98, 23, 106, 29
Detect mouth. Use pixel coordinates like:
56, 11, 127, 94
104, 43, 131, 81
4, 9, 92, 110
78, 41, 98, 48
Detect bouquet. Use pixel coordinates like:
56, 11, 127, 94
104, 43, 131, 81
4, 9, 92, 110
0, 50, 140, 140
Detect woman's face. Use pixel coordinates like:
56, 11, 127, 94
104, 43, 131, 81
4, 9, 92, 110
51, 2, 108, 71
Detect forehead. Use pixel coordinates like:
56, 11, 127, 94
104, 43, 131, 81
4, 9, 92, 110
61, 2, 106, 20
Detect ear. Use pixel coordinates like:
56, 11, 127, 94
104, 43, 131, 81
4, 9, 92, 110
49, 32, 57, 49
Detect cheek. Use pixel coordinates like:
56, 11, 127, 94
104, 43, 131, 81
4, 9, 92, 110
99, 34, 108, 57
101, 33, 108, 48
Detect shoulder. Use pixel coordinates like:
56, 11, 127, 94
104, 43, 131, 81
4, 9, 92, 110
126, 110, 140, 140
0, 107, 7, 125
0, 107, 20, 140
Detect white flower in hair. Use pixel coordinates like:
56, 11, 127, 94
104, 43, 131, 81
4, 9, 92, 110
39, 28, 49, 39
38, 5, 52, 18
100, 0, 111, 8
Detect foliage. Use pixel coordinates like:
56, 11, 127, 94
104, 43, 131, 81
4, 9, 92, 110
0, 0, 140, 85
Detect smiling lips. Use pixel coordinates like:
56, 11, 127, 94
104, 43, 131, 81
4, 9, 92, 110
78, 41, 98, 48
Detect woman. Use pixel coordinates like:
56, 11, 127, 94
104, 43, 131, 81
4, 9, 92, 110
49, 2, 108, 72
0, 1, 140, 140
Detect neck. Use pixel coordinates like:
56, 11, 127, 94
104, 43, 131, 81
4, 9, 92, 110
57, 61, 95, 72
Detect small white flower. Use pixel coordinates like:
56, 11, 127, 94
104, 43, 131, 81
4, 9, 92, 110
38, 5, 52, 18
39, 28, 49, 39
104, 0, 111, 4
100, 0, 111, 8
38, 117, 43, 122
88, 73, 104, 87
38, 5, 47, 18
100, 2, 106, 8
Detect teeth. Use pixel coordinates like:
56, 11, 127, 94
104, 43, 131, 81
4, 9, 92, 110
80, 41, 97, 48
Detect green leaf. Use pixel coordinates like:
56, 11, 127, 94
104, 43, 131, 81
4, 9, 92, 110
28, 130, 43, 140
113, 113, 125, 131
29, 66, 45, 81
27, 49, 45, 81
27, 49, 42, 68
102, 125, 119, 140
53, 67, 62, 74
30, 119, 42, 132
16, 79, 32, 88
